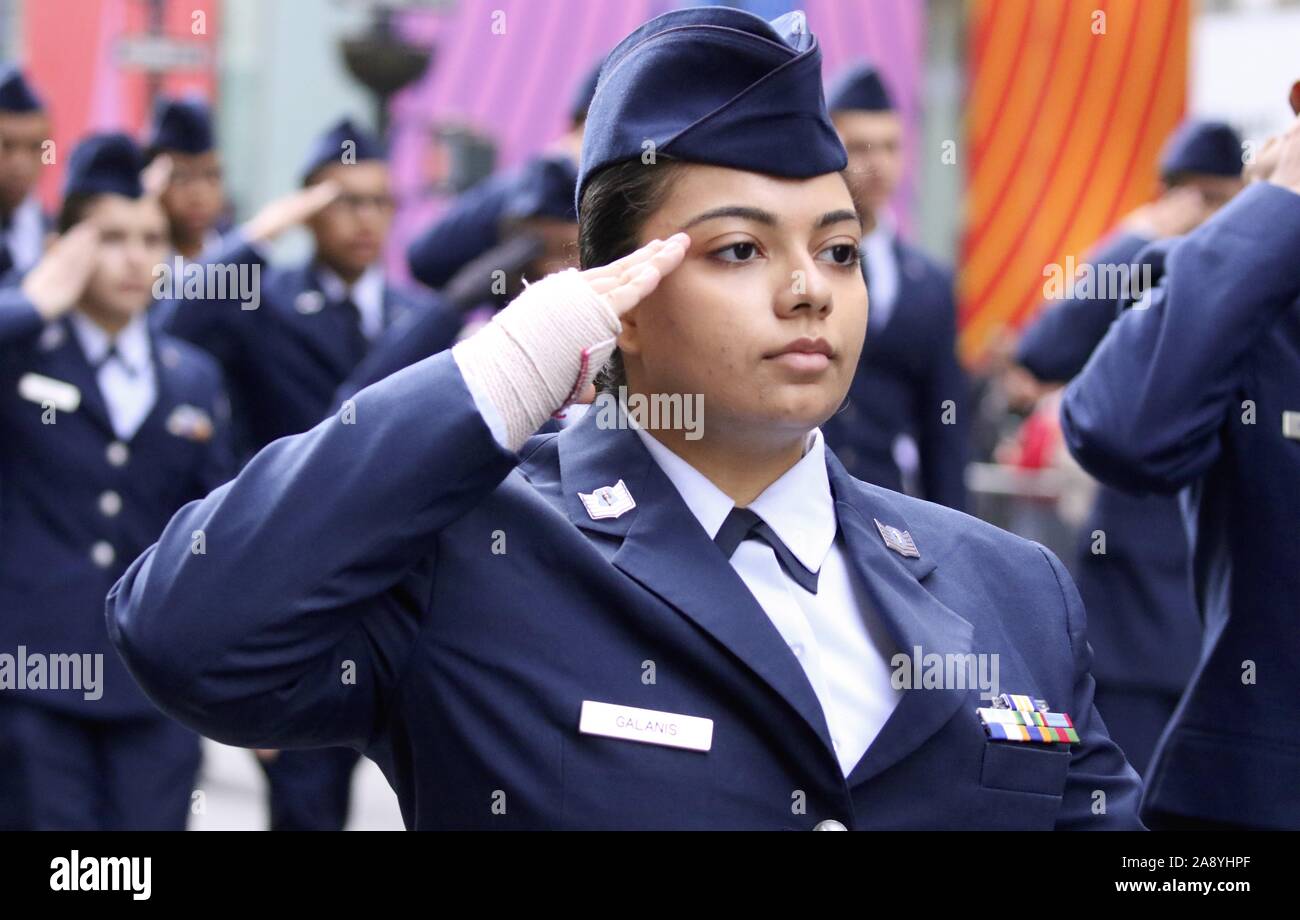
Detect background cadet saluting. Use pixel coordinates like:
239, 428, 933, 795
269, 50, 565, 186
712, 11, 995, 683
144, 97, 231, 267
108, 7, 1142, 831
0, 133, 234, 830
1061, 86, 1300, 830
159, 117, 458, 465
1013, 120, 1245, 778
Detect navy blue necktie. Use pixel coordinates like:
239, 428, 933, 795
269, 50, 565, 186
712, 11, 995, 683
331, 296, 368, 367
714, 507, 819, 594
97, 345, 137, 379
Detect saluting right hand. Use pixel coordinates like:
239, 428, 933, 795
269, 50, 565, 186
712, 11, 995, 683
580, 232, 691, 318
242, 180, 342, 244
21, 223, 100, 321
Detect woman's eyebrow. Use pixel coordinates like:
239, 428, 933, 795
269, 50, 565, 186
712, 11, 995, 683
816, 209, 862, 230
679, 205, 861, 232
680, 205, 777, 230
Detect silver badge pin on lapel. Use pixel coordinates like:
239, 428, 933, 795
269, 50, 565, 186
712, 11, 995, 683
579, 479, 636, 520
295, 290, 325, 315
874, 518, 920, 558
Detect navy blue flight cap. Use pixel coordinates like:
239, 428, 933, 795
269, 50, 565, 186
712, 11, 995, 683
570, 61, 602, 125
299, 117, 386, 185
0, 65, 42, 113
827, 60, 895, 113
149, 97, 214, 156
64, 133, 144, 199
502, 154, 579, 224
577, 7, 846, 213
1159, 120, 1243, 179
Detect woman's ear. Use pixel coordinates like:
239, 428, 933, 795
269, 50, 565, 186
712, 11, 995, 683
1290, 80, 1300, 117
616, 303, 642, 357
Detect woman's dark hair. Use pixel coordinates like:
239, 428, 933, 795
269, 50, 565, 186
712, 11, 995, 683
578, 161, 864, 393
578, 158, 681, 393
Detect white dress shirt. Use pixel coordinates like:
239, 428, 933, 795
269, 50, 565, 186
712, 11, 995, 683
630, 425, 902, 776
861, 214, 900, 331
70, 311, 157, 441
317, 263, 386, 342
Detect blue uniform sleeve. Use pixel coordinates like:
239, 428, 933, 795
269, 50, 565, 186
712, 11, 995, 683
1039, 545, 1146, 829
917, 271, 969, 511
0, 287, 43, 346
1016, 231, 1151, 383
159, 236, 268, 366
406, 172, 513, 289
1061, 183, 1300, 494
106, 349, 521, 751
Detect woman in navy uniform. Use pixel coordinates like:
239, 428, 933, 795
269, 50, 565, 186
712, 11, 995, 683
818, 63, 968, 511
0, 134, 234, 829
1062, 97, 1300, 831
110, 7, 1142, 830
1014, 121, 1245, 777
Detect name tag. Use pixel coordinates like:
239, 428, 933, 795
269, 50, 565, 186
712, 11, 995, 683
17, 373, 80, 413
1283, 411, 1300, 441
578, 700, 713, 752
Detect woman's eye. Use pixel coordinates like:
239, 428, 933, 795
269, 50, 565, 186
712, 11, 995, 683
713, 241, 760, 263
819, 243, 860, 267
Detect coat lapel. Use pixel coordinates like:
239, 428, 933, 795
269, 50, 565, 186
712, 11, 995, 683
824, 450, 976, 786
556, 407, 977, 785
557, 406, 838, 759
280, 266, 360, 380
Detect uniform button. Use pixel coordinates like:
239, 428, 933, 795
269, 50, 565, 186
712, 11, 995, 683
90, 541, 116, 569
98, 490, 122, 517
106, 442, 129, 467
813, 819, 847, 831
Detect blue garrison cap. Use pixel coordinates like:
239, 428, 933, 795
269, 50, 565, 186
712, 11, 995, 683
0, 66, 42, 113
299, 117, 386, 185
827, 61, 895, 113
1159, 120, 1243, 179
569, 61, 602, 125
502, 154, 579, 224
149, 97, 214, 155
577, 7, 846, 213
64, 133, 144, 199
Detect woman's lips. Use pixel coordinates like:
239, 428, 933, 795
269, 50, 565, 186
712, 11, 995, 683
764, 336, 834, 373
767, 351, 831, 373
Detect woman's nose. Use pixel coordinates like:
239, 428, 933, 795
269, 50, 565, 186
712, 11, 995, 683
774, 256, 834, 316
